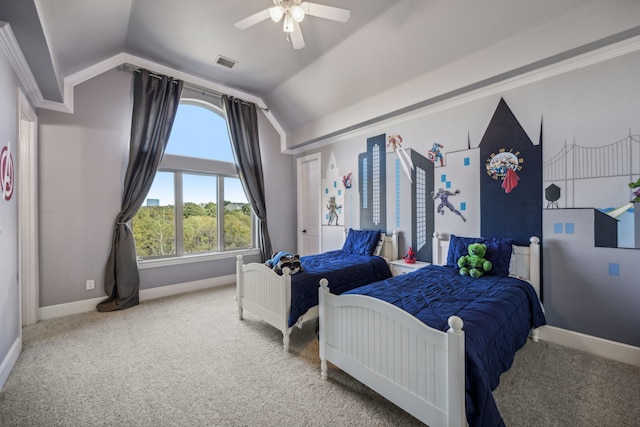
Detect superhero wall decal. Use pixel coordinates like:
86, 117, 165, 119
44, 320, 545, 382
387, 134, 414, 182
486, 149, 524, 193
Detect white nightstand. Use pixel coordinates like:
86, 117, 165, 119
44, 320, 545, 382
389, 259, 431, 276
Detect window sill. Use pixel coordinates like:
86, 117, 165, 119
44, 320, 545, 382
138, 248, 261, 269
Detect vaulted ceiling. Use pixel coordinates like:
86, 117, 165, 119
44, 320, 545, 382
2, 0, 640, 149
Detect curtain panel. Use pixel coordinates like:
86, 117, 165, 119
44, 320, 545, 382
223, 95, 273, 262
97, 69, 183, 312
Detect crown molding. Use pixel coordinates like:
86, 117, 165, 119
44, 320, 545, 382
0, 29, 287, 147
0, 21, 44, 108
289, 32, 640, 153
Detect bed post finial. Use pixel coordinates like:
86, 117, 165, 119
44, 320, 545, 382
447, 315, 464, 332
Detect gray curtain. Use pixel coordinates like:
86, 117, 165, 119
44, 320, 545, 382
97, 69, 183, 312
223, 95, 273, 262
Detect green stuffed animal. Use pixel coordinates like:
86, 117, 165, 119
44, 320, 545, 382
457, 243, 492, 278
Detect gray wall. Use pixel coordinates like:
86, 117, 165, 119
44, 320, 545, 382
295, 50, 640, 347
37, 68, 295, 306
0, 42, 22, 383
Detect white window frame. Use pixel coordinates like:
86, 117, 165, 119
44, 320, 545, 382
137, 102, 259, 268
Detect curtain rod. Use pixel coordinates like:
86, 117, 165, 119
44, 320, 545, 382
119, 64, 268, 111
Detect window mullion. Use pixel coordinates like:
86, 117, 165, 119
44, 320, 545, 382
218, 176, 224, 251
175, 172, 184, 256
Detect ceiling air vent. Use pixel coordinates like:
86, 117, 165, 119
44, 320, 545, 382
214, 55, 238, 69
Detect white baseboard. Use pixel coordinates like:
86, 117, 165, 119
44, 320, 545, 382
139, 275, 234, 300
538, 325, 640, 367
0, 336, 22, 390
39, 275, 235, 321
36, 283, 640, 368
39, 296, 105, 321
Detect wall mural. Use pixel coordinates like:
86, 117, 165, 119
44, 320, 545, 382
355, 100, 544, 259
358, 135, 387, 231
479, 98, 543, 246
427, 142, 445, 167
543, 132, 640, 249
387, 134, 414, 182
432, 188, 466, 222
357, 134, 434, 261
406, 149, 433, 262
322, 151, 343, 226
317, 51, 640, 347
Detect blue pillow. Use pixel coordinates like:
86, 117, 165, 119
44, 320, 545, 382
342, 229, 381, 256
446, 235, 514, 276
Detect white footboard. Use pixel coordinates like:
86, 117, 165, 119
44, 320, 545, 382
319, 279, 466, 427
236, 255, 294, 351
236, 232, 399, 352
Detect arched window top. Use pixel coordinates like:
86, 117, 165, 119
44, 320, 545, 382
165, 101, 233, 162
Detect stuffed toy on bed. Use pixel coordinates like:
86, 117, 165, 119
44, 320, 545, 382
457, 242, 492, 278
265, 251, 303, 275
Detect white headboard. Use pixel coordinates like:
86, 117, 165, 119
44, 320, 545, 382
377, 230, 399, 261
431, 232, 541, 298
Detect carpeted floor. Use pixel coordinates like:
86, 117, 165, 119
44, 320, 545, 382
1, 284, 639, 426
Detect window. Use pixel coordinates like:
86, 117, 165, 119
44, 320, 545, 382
131, 101, 255, 261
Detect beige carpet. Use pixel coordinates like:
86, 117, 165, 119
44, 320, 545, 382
1, 284, 639, 426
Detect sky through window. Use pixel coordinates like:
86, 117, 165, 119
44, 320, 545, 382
145, 104, 248, 205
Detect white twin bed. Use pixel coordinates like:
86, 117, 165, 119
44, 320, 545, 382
236, 231, 398, 351
318, 232, 542, 427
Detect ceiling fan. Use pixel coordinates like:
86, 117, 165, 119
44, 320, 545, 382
234, 0, 351, 50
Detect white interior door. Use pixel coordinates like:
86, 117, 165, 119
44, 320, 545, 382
297, 153, 321, 256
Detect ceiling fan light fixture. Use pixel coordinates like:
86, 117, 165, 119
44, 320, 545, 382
291, 5, 305, 22
234, 1, 351, 50
269, 6, 284, 22
283, 14, 294, 32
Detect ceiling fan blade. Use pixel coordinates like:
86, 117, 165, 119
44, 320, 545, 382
291, 21, 305, 49
234, 8, 271, 30
301, 2, 350, 22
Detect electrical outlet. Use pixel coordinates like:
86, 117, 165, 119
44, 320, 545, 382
86, 279, 95, 290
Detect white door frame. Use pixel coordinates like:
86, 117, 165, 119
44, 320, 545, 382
296, 153, 322, 255
17, 88, 39, 326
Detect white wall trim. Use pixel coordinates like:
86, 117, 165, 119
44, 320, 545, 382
0, 27, 287, 149
289, 33, 640, 154
17, 88, 39, 327
138, 275, 234, 301
39, 275, 235, 321
538, 325, 640, 368
0, 21, 44, 108
60, 53, 287, 149
0, 336, 21, 391
29, 283, 640, 369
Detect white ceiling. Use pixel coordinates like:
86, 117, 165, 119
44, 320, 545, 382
2, 0, 640, 149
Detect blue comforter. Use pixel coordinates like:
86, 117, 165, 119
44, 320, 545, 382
345, 265, 546, 427
289, 250, 392, 327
